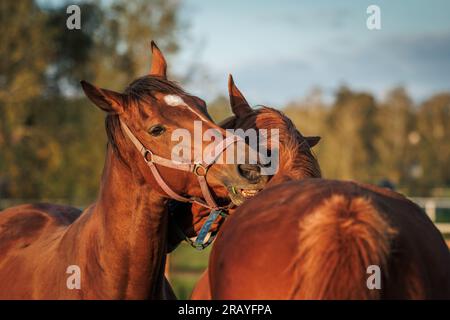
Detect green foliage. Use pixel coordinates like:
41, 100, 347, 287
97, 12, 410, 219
1, 1, 449, 202
285, 87, 450, 196
330, 88, 379, 181
416, 93, 450, 195
0, 0, 183, 202
168, 243, 210, 299
207, 95, 232, 123
0, 0, 51, 197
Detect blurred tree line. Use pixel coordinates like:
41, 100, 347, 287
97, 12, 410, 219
208, 87, 450, 197
0, 0, 182, 203
1, 1, 449, 205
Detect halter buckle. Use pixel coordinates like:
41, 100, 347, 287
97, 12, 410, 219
193, 163, 208, 176
143, 149, 154, 163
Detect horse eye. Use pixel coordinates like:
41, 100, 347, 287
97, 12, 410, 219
148, 125, 166, 137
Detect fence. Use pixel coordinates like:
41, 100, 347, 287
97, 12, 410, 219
410, 197, 450, 235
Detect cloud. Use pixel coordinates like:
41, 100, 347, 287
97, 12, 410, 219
231, 31, 450, 106
228, 58, 315, 107
250, 5, 352, 30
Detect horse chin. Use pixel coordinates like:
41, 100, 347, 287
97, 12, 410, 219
227, 186, 261, 206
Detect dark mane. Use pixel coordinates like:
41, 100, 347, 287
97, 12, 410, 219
124, 75, 187, 99
105, 115, 123, 159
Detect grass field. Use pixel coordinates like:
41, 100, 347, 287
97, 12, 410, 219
437, 208, 450, 222
168, 243, 211, 299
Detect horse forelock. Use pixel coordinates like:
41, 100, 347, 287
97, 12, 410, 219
124, 75, 187, 101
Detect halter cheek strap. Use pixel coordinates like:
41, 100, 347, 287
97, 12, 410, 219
120, 119, 241, 248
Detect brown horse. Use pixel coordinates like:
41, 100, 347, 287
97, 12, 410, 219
190, 79, 450, 300
164, 76, 321, 297
207, 179, 450, 299
0, 43, 267, 299
167, 75, 321, 246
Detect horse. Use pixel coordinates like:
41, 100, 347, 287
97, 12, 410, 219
190, 78, 450, 300
163, 75, 321, 297
207, 179, 450, 299
168, 75, 321, 246
0, 42, 268, 299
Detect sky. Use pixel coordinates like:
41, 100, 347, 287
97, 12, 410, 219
39, 0, 450, 106
174, 0, 450, 106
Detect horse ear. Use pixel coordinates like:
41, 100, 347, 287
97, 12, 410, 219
228, 74, 252, 118
149, 40, 167, 78
305, 136, 321, 148
80, 81, 124, 114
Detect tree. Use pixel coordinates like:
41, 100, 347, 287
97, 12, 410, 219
416, 93, 450, 195
207, 95, 232, 123
0, 0, 185, 203
284, 88, 328, 160
319, 87, 379, 181
0, 0, 50, 197
374, 87, 416, 190
89, 0, 182, 88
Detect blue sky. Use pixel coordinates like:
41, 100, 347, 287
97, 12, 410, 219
175, 0, 450, 106
39, 0, 450, 106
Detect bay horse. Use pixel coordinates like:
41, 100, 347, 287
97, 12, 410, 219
207, 179, 450, 299
0, 42, 268, 299
167, 75, 321, 248
190, 78, 450, 300
164, 75, 321, 297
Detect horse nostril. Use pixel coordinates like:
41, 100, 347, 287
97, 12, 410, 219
237, 164, 261, 183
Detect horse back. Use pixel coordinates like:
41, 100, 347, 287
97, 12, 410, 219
0, 203, 82, 258
209, 179, 450, 299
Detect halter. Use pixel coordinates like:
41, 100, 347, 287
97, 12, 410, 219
169, 206, 229, 250
120, 120, 241, 249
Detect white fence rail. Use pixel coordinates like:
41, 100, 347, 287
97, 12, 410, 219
410, 197, 450, 234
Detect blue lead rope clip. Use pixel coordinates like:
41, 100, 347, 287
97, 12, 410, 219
193, 209, 226, 250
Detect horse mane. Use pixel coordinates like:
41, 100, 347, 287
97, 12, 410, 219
124, 75, 187, 99
290, 191, 397, 299
221, 107, 321, 181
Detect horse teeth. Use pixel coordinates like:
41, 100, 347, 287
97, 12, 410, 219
240, 189, 259, 198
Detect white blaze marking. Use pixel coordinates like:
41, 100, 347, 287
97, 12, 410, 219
163, 94, 211, 123
164, 94, 188, 107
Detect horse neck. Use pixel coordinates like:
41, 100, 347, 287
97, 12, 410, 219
75, 147, 168, 299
